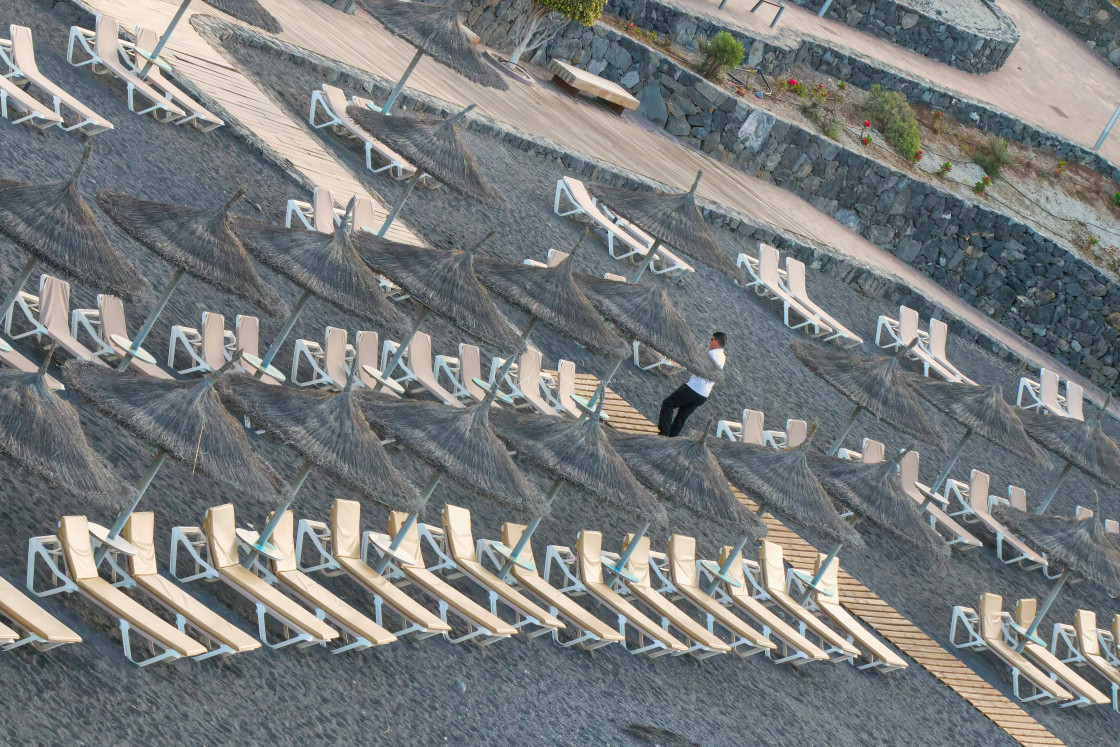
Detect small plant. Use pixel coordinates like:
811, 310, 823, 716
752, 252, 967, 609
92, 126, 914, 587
1113, 191, 1120, 207
861, 84, 922, 160
736, 87, 746, 97
931, 109, 944, 134
914, 149, 924, 162
696, 31, 743, 80
801, 97, 841, 140
860, 119, 871, 145
972, 175, 992, 195
785, 78, 806, 97
973, 136, 1014, 179
837, 81, 846, 90
938, 161, 952, 176
1055, 160, 1066, 176
1088, 235, 1100, 249
813, 83, 828, 102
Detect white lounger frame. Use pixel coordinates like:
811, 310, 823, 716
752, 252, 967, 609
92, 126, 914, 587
1050, 621, 1120, 710
309, 88, 409, 179
66, 24, 179, 120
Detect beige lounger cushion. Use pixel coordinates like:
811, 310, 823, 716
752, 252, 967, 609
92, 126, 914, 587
758, 540, 860, 657
443, 506, 563, 629
388, 511, 516, 636
1014, 599, 1109, 705
59, 515, 205, 657
813, 553, 906, 669
576, 531, 686, 653
503, 523, 622, 643
121, 512, 260, 653
11, 25, 112, 130
40, 276, 105, 364
717, 547, 827, 661
203, 505, 338, 642
0, 574, 81, 643
1075, 610, 1120, 690
978, 593, 1072, 702
0, 619, 16, 641
668, 535, 774, 651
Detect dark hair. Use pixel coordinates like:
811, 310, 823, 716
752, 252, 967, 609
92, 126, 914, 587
712, 332, 727, 348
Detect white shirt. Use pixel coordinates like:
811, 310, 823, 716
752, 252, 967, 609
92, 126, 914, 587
686, 347, 724, 398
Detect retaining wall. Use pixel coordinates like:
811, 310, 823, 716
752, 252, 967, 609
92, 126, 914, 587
1027, 0, 1120, 70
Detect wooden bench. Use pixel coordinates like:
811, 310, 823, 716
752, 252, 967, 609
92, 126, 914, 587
548, 59, 639, 116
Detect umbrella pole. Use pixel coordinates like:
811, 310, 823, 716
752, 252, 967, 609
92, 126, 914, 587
704, 533, 751, 595
138, 0, 193, 77
498, 478, 562, 580
1034, 461, 1073, 515
0, 256, 37, 328
1015, 571, 1068, 653
373, 469, 443, 573
241, 459, 314, 569
826, 405, 863, 456
116, 267, 185, 371
927, 428, 973, 496
585, 357, 624, 412
256, 288, 313, 375
628, 240, 662, 284
606, 521, 650, 589
373, 307, 429, 392
797, 542, 842, 605
381, 49, 424, 115
490, 318, 538, 392
94, 450, 168, 565
377, 169, 424, 238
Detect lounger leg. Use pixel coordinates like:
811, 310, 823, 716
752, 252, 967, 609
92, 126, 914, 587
26, 537, 78, 597
2, 632, 59, 652
169, 527, 220, 583
119, 619, 182, 667
254, 603, 313, 650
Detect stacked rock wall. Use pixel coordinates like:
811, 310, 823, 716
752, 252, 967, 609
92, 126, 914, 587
1027, 0, 1120, 70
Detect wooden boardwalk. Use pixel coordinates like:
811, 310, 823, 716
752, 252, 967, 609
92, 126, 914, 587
78, 0, 423, 246
571, 374, 1064, 747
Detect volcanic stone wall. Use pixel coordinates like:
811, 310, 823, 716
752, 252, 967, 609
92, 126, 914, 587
1026, 0, 1120, 70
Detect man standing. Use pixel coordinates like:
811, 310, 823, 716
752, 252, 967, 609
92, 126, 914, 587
657, 332, 726, 437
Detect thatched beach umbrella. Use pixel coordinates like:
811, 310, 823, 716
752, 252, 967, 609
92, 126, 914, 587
1020, 401, 1120, 514
588, 172, 735, 283
791, 339, 945, 456
200, 0, 281, 33
61, 356, 279, 562
356, 0, 507, 116
489, 394, 666, 578
96, 187, 287, 371
231, 199, 409, 379
0, 145, 144, 326
360, 384, 542, 572
906, 377, 1049, 494
0, 357, 126, 504
608, 418, 767, 579
348, 104, 501, 237
994, 496, 1120, 650
218, 371, 420, 566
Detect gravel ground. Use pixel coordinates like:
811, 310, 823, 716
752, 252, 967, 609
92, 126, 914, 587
0, 3, 1116, 744
901, 0, 1004, 33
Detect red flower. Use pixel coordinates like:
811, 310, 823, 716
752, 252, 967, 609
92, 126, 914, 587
788, 78, 797, 86
863, 120, 870, 127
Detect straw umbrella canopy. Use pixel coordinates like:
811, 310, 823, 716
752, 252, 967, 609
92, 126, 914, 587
231, 200, 410, 377
61, 359, 279, 555
357, 0, 508, 114
588, 172, 735, 282
791, 339, 945, 455
576, 272, 721, 382
96, 187, 288, 370
905, 377, 1050, 494
360, 386, 543, 571
200, 0, 281, 33
475, 232, 629, 361
0, 145, 144, 326
0, 365, 127, 505
994, 498, 1120, 649
348, 104, 501, 236
1020, 402, 1120, 514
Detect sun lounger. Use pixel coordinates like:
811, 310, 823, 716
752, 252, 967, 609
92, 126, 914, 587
169, 504, 338, 648
0, 70, 61, 128
875, 306, 962, 382
0, 574, 80, 650
1051, 609, 1120, 710
595, 201, 694, 278
419, 505, 564, 635
927, 319, 976, 385
896, 449, 983, 551
1, 25, 112, 133
652, 535, 775, 657
945, 469, 1045, 569
542, 531, 687, 656
950, 592, 1073, 704
608, 533, 730, 658
367, 510, 515, 645
29, 515, 205, 665
310, 84, 415, 178
292, 325, 353, 390
707, 545, 829, 665
286, 187, 339, 233
548, 360, 586, 418
797, 552, 907, 671
5, 275, 107, 365
381, 332, 463, 407
118, 512, 260, 659
1066, 381, 1085, 420
67, 16, 185, 120
168, 311, 230, 375
293, 499, 449, 639
128, 27, 222, 131
0, 334, 63, 388
474, 522, 623, 649
352, 330, 402, 396
632, 339, 686, 375
742, 245, 832, 337
494, 349, 558, 416
754, 540, 860, 660
1017, 368, 1077, 418
784, 258, 863, 348
1011, 598, 1109, 707
433, 342, 487, 403
716, 408, 766, 444
71, 294, 170, 378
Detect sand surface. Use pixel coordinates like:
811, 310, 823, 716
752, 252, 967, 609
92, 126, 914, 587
0, 3, 1116, 744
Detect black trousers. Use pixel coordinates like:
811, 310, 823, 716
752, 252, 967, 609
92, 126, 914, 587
658, 384, 708, 437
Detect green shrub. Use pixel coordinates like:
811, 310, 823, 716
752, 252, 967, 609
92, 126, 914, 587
861, 84, 921, 160
973, 136, 1014, 179
1112, 191, 1120, 207
801, 99, 841, 141
697, 31, 743, 80
536, 0, 606, 25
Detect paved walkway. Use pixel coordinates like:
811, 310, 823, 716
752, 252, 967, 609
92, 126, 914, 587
574, 372, 1063, 747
